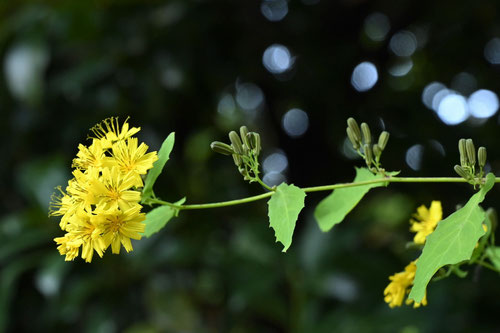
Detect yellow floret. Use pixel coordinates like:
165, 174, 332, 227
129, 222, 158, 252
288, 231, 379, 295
410, 201, 442, 245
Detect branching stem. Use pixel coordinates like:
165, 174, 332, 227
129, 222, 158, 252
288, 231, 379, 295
151, 176, 500, 211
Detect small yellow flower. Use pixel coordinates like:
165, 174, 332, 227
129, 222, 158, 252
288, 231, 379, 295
54, 234, 80, 261
72, 139, 106, 170
50, 117, 157, 263
54, 209, 106, 263
90, 167, 141, 211
109, 137, 159, 186
384, 261, 427, 308
67, 168, 102, 209
49, 186, 76, 229
410, 201, 442, 244
90, 117, 140, 148
94, 205, 146, 254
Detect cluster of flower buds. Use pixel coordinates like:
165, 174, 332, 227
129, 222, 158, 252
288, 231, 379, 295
210, 126, 262, 182
454, 138, 487, 182
346, 117, 389, 172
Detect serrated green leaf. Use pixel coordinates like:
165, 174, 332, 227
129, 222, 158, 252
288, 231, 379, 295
314, 167, 396, 232
142, 133, 175, 203
142, 197, 185, 237
486, 246, 500, 271
409, 173, 495, 303
267, 183, 306, 252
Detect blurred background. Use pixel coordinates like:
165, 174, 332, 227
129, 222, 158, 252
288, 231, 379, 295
2, 0, 500, 332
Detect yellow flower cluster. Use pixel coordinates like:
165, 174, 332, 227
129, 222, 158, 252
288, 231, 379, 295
384, 201, 443, 308
50, 118, 158, 263
384, 261, 427, 308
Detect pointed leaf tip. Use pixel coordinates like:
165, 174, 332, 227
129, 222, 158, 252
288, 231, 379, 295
267, 183, 306, 252
142, 132, 175, 202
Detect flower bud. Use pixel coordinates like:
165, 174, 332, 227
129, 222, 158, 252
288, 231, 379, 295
210, 141, 234, 155
240, 126, 250, 149
347, 117, 362, 142
373, 144, 382, 158
361, 122, 371, 145
454, 165, 471, 180
458, 139, 467, 167
378, 131, 390, 151
346, 128, 360, 150
253, 133, 261, 156
364, 144, 373, 166
247, 132, 261, 156
229, 131, 243, 155
242, 144, 249, 155
232, 153, 242, 167
466, 139, 476, 167
478, 146, 487, 168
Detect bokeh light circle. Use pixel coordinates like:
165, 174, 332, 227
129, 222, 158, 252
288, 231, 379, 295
351, 62, 378, 92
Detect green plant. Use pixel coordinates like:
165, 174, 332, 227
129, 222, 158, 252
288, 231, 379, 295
50, 117, 500, 308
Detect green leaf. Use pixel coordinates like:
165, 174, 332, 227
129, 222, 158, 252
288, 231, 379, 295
486, 246, 500, 271
142, 133, 175, 203
408, 173, 495, 303
470, 208, 494, 262
142, 197, 186, 237
267, 183, 306, 252
314, 167, 395, 232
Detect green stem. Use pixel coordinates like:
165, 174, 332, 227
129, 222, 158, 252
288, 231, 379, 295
256, 177, 275, 192
476, 260, 500, 273
149, 193, 273, 210
154, 176, 500, 211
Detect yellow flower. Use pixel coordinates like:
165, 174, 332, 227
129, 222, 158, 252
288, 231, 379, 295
109, 137, 159, 186
410, 201, 442, 244
67, 169, 99, 210
72, 139, 106, 170
384, 261, 427, 308
94, 205, 146, 254
49, 186, 76, 229
90, 167, 141, 211
54, 209, 106, 263
90, 117, 140, 148
50, 117, 157, 263
54, 234, 80, 261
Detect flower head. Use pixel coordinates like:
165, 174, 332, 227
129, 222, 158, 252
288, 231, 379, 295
410, 201, 442, 245
384, 260, 427, 308
94, 205, 146, 254
50, 117, 158, 263
90, 117, 140, 148
72, 139, 106, 170
109, 138, 158, 186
